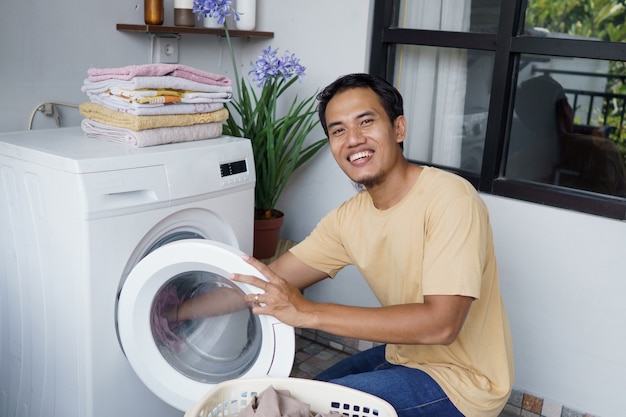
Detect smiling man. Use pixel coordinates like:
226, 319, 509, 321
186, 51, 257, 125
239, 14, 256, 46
233, 73, 514, 417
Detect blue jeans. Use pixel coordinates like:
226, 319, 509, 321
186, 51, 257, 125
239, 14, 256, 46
314, 345, 464, 417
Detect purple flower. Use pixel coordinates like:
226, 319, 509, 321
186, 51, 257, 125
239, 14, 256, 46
248, 46, 307, 88
192, 0, 240, 24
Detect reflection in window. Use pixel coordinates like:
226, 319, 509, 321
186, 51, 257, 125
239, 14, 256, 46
394, 45, 494, 173
506, 56, 626, 197
372, 0, 626, 217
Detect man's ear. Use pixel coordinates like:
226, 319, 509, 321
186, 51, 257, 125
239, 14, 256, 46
395, 115, 407, 143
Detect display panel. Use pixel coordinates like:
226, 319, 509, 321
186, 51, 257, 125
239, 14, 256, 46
220, 160, 248, 177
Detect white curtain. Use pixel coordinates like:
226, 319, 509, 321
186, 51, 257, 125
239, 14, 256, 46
395, 0, 471, 168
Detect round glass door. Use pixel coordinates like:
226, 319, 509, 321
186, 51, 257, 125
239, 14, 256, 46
152, 271, 262, 383
117, 239, 294, 411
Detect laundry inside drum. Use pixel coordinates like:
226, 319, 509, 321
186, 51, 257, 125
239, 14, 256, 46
151, 271, 262, 383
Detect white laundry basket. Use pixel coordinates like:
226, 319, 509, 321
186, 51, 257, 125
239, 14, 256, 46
184, 377, 398, 417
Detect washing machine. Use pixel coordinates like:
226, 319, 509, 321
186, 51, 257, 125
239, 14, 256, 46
0, 127, 295, 417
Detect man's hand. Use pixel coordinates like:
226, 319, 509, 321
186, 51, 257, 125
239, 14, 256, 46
231, 254, 314, 328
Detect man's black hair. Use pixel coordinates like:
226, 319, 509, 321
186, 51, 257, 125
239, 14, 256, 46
316, 73, 404, 137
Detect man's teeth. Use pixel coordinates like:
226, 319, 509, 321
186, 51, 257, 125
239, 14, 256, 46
350, 151, 371, 162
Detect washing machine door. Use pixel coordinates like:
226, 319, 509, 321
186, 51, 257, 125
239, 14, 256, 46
117, 239, 295, 411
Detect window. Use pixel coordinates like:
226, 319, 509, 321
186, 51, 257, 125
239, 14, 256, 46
369, 0, 626, 219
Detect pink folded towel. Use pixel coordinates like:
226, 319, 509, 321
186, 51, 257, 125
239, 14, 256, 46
87, 64, 231, 86
81, 118, 223, 147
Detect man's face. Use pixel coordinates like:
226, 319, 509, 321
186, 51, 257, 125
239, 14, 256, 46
325, 87, 405, 188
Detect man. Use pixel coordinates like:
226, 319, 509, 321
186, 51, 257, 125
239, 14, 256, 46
233, 73, 513, 417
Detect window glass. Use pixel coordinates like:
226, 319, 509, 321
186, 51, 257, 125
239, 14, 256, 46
394, 45, 494, 173
524, 1, 626, 43
397, 0, 501, 33
506, 54, 626, 197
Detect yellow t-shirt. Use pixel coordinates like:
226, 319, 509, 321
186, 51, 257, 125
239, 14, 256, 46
290, 166, 514, 417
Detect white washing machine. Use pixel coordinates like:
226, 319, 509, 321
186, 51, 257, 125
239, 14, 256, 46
0, 127, 294, 417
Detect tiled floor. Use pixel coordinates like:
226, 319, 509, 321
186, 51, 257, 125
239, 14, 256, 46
289, 332, 350, 379
289, 333, 518, 417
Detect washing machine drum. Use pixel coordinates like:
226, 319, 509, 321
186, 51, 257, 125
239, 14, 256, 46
117, 239, 295, 411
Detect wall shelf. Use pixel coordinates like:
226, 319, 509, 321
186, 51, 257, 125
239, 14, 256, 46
116, 24, 273, 38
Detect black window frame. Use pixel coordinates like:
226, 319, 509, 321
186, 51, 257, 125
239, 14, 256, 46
369, 0, 626, 220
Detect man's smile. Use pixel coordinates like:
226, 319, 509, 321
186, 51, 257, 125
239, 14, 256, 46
349, 150, 374, 163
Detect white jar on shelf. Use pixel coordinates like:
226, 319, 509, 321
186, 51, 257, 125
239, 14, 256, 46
202, 14, 223, 28
235, 0, 256, 31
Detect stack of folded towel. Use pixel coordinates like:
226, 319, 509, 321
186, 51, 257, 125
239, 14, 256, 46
80, 63, 232, 147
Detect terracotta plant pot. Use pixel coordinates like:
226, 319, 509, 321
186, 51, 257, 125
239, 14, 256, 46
253, 209, 285, 259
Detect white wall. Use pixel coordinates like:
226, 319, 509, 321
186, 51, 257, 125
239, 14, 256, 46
1, 1, 625, 416
484, 194, 626, 417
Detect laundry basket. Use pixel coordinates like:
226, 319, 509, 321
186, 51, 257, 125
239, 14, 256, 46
184, 377, 398, 417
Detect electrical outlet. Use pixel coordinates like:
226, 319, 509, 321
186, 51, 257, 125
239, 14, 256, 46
153, 35, 179, 64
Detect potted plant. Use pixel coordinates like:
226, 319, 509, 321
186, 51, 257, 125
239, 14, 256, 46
193, 0, 327, 258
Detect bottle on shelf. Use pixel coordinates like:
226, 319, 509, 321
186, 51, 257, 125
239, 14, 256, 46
144, 0, 164, 25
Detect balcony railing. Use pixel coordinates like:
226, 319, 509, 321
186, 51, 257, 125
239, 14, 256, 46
532, 66, 626, 140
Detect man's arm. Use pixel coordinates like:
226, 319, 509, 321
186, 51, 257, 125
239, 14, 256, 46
165, 251, 327, 322
298, 294, 473, 345
233, 254, 474, 346
268, 251, 330, 290
165, 287, 248, 322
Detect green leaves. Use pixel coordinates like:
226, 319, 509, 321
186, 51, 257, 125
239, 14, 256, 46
223, 76, 326, 211
220, 25, 327, 212
525, 0, 626, 42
